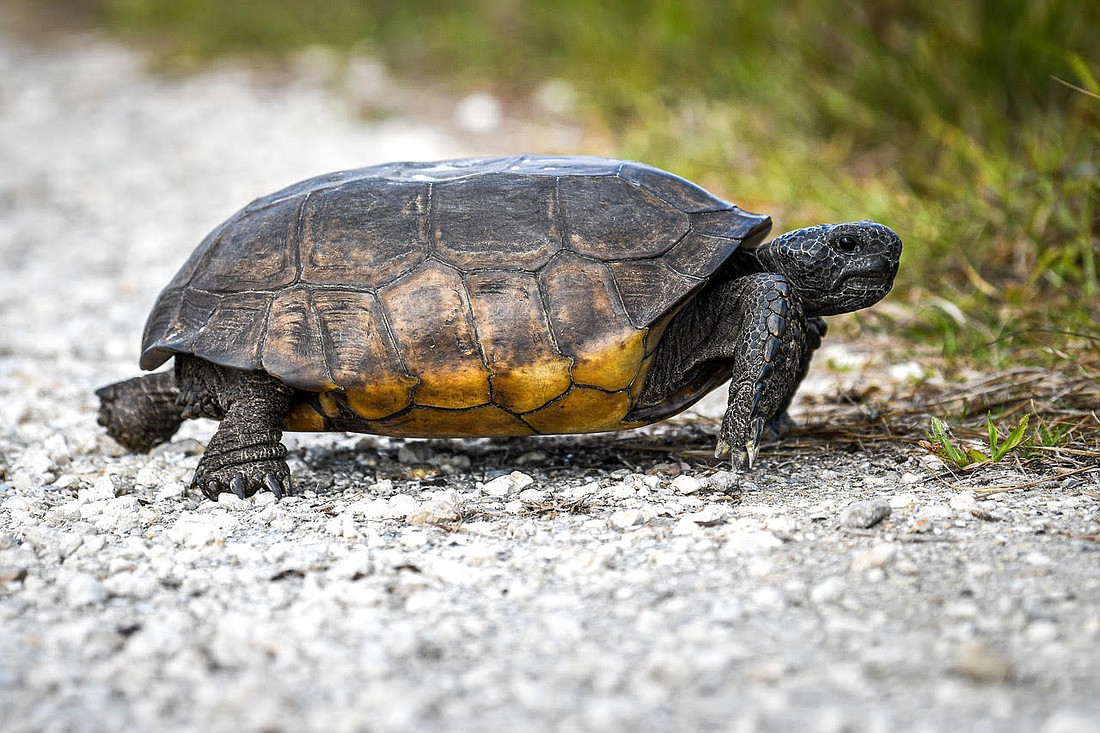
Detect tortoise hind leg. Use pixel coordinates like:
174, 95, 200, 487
96, 372, 185, 452
176, 356, 295, 501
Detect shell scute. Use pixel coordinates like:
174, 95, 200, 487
190, 292, 272, 372
522, 387, 633, 434
261, 287, 332, 390
377, 259, 491, 409
189, 198, 299, 292
558, 175, 690, 260
617, 162, 730, 213
466, 270, 573, 413
606, 260, 702, 329
432, 175, 561, 271
367, 404, 535, 437
539, 251, 646, 392
311, 289, 416, 420
300, 179, 428, 288
140, 289, 227, 369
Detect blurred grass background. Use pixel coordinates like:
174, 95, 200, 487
17, 0, 1100, 367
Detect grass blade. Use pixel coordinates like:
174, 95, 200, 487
992, 414, 1031, 462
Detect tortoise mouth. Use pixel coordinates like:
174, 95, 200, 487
841, 274, 887, 292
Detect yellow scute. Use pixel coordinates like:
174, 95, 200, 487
415, 366, 492, 409
344, 381, 416, 420
491, 359, 572, 414
570, 329, 646, 392
523, 387, 632, 434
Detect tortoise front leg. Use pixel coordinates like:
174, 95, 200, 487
177, 357, 295, 501
641, 272, 810, 469
711, 275, 809, 468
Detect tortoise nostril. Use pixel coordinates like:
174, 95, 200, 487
836, 235, 859, 253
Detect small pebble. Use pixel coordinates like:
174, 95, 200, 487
889, 492, 917, 509
852, 543, 897, 571
51, 473, 81, 489
150, 438, 206, 457
609, 509, 642, 529
82, 475, 117, 503
955, 640, 1012, 682
949, 492, 977, 511
565, 481, 601, 501
706, 471, 739, 492
14, 448, 54, 478
722, 528, 782, 555
217, 493, 250, 511
841, 499, 891, 529
671, 475, 703, 495
518, 488, 548, 504
65, 572, 106, 607
407, 491, 462, 525
103, 571, 158, 600
482, 471, 534, 497
334, 514, 364, 539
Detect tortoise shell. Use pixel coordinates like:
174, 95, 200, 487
140, 156, 771, 437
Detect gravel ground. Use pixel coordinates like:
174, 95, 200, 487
2, 32, 1099, 733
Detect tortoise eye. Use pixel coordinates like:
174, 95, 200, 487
836, 235, 859, 253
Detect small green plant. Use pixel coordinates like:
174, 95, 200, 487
1023, 419, 1074, 457
920, 413, 1031, 469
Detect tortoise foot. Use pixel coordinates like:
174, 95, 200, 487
717, 374, 768, 470
192, 444, 293, 501
719, 412, 796, 471
713, 433, 761, 472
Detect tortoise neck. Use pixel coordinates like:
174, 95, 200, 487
721, 247, 767, 277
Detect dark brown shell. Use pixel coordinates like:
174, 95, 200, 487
140, 156, 771, 436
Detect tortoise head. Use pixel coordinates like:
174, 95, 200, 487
755, 220, 902, 317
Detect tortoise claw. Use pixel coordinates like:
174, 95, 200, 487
743, 440, 759, 470
193, 459, 292, 502
230, 476, 249, 500
724, 441, 760, 472
713, 439, 732, 460
265, 473, 284, 500
719, 438, 760, 472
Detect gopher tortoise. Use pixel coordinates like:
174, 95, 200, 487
97, 155, 902, 500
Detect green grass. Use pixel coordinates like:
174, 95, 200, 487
26, 0, 1100, 365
